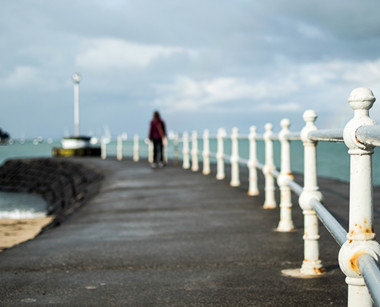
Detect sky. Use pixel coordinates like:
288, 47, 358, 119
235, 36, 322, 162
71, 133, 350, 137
2, 0, 380, 139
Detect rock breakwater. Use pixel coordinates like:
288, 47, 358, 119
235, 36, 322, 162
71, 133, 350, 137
0, 158, 104, 225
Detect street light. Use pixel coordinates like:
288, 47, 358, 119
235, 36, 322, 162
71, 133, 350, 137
72, 73, 81, 137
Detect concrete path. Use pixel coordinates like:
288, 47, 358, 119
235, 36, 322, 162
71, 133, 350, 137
0, 158, 359, 306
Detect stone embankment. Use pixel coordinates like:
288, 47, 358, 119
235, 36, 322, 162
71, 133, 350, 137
0, 158, 104, 225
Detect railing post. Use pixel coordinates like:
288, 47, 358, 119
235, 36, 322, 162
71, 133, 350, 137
101, 138, 107, 160
117, 135, 123, 161
133, 134, 139, 162
263, 123, 276, 209
163, 138, 168, 164
230, 127, 240, 187
247, 126, 259, 196
182, 131, 190, 169
148, 140, 153, 163
298, 110, 324, 276
191, 131, 199, 172
202, 130, 210, 175
339, 88, 380, 306
216, 128, 225, 180
174, 133, 179, 165
277, 119, 295, 232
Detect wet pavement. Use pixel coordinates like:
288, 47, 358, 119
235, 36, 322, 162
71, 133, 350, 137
0, 157, 368, 306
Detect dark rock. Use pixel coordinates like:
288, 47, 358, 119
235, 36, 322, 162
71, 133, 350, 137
0, 158, 104, 226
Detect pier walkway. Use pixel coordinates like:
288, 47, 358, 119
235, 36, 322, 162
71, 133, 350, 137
0, 158, 365, 306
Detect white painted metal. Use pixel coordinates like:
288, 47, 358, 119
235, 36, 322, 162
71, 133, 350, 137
191, 131, 199, 172
247, 126, 259, 196
339, 87, 380, 307
358, 254, 380, 307
298, 110, 324, 276
356, 125, 380, 147
283, 132, 301, 141
277, 119, 295, 232
133, 134, 139, 162
310, 198, 347, 246
163, 138, 168, 164
117, 135, 123, 161
72, 73, 81, 137
173, 133, 179, 164
216, 128, 226, 180
182, 132, 190, 169
148, 140, 153, 163
308, 128, 344, 142
61, 138, 89, 149
263, 123, 276, 209
202, 130, 210, 175
101, 138, 107, 160
230, 127, 240, 187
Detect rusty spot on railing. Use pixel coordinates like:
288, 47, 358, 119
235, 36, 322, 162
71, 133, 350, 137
286, 172, 294, 180
349, 251, 365, 274
313, 267, 325, 274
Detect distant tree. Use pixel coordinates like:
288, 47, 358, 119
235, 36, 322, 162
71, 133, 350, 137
0, 128, 10, 144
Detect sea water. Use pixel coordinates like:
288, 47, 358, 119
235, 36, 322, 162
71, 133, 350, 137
0, 140, 57, 219
1, 137, 380, 217
0, 192, 47, 219
103, 137, 380, 185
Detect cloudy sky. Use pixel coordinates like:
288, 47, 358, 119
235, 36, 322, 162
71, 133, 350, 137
1, 0, 380, 139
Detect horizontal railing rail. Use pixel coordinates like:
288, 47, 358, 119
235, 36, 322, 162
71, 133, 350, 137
356, 125, 380, 147
308, 128, 344, 142
358, 254, 380, 307
310, 198, 347, 246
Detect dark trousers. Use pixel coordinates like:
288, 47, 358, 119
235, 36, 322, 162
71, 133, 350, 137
153, 138, 163, 163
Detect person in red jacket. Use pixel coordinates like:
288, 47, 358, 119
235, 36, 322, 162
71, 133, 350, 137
149, 111, 167, 168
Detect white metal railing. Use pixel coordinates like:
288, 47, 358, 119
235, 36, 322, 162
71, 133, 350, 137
176, 87, 380, 306
100, 87, 380, 306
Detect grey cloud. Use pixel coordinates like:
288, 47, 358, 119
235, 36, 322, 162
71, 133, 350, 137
1, 0, 380, 138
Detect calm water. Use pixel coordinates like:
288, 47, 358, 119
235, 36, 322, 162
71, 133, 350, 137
1, 137, 380, 217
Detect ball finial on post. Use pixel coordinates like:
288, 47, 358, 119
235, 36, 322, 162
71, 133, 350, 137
348, 87, 375, 111
280, 118, 290, 131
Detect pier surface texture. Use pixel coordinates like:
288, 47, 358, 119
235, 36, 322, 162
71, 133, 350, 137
1, 157, 377, 306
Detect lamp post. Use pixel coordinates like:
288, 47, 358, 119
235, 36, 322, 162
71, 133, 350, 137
72, 73, 81, 137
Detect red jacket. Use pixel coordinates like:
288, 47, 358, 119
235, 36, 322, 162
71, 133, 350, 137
149, 118, 166, 140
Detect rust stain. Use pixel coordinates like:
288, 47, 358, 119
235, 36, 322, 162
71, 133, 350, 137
349, 240, 353, 244
286, 172, 294, 180
364, 219, 368, 224
349, 251, 365, 274
313, 267, 325, 274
